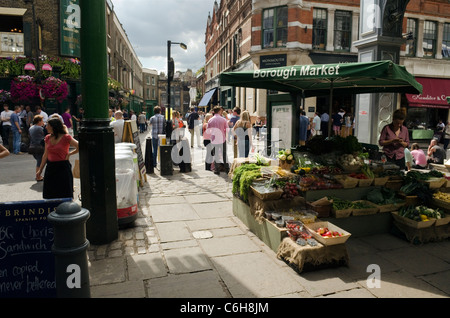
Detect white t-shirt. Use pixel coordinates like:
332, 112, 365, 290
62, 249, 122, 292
1, 110, 13, 126
111, 119, 125, 143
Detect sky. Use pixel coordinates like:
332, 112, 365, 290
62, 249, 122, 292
111, 0, 215, 75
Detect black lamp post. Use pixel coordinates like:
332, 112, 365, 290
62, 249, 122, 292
24, 0, 40, 72
167, 41, 187, 121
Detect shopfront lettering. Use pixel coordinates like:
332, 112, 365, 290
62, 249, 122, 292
253, 65, 341, 80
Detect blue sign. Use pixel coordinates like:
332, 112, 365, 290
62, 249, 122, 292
0, 199, 71, 298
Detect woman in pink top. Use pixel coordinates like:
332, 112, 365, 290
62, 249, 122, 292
378, 109, 409, 170
37, 117, 79, 199
410, 143, 427, 169
203, 113, 213, 171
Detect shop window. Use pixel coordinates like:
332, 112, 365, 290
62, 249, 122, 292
334, 11, 352, 52
443, 23, 450, 59
313, 8, 327, 50
262, 6, 288, 49
405, 18, 417, 57
423, 20, 437, 58
0, 15, 24, 55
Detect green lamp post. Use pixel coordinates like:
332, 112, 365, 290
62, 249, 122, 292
78, 0, 118, 244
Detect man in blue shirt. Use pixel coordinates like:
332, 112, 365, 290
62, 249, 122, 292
149, 106, 165, 168
299, 110, 309, 146
10, 105, 24, 155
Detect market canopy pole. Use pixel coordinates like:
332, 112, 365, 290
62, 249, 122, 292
79, 0, 118, 244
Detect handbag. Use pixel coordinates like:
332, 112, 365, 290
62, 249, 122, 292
28, 144, 44, 155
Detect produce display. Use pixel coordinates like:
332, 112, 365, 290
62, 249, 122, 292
398, 205, 444, 222
366, 187, 404, 205
232, 134, 450, 249
315, 227, 345, 238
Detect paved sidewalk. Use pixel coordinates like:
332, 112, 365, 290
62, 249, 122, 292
87, 132, 450, 299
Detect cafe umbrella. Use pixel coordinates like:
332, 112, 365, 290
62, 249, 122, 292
219, 60, 423, 137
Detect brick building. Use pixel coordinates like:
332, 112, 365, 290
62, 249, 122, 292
0, 0, 144, 115
203, 0, 450, 146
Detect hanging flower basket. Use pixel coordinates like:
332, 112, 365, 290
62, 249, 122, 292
10, 75, 39, 103
40, 76, 69, 103
0, 89, 11, 103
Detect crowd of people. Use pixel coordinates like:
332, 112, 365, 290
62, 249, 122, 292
1, 102, 79, 200
298, 107, 355, 145
147, 105, 265, 175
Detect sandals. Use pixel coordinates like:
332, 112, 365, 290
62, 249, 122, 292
36, 178, 44, 182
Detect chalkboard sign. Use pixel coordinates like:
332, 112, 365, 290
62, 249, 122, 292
0, 199, 71, 298
122, 120, 147, 186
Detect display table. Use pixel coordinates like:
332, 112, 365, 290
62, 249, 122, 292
233, 196, 288, 252
392, 221, 450, 244
277, 237, 349, 273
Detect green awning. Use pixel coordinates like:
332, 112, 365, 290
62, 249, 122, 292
219, 60, 422, 97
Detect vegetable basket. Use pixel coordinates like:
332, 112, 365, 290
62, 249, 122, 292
391, 211, 436, 229
334, 175, 358, 189
332, 208, 352, 218
305, 221, 351, 246
373, 176, 389, 187
357, 178, 374, 187
351, 200, 379, 216
376, 201, 406, 213
421, 178, 446, 189
250, 186, 283, 201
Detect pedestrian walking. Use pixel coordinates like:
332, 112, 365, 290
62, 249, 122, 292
138, 111, 147, 133
332, 111, 343, 136
62, 107, 74, 136
228, 107, 240, 158
298, 111, 309, 146
36, 117, 79, 199
187, 107, 201, 148
320, 111, 329, 137
208, 106, 229, 175
28, 115, 46, 181
111, 110, 125, 143
10, 105, 24, 155
149, 106, 165, 168
203, 113, 213, 171
233, 110, 254, 158
1, 103, 13, 150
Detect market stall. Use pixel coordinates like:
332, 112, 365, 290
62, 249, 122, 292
231, 135, 450, 272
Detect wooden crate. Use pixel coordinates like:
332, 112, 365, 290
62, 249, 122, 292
376, 201, 406, 213
373, 176, 389, 187
358, 178, 374, 187
351, 200, 379, 216
334, 175, 358, 189
250, 186, 283, 201
391, 211, 436, 229
332, 208, 352, 218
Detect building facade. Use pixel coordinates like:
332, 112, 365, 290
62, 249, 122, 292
106, 0, 144, 113
0, 0, 144, 115
204, 0, 450, 145
142, 68, 159, 116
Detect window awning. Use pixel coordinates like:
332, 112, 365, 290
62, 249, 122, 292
406, 77, 450, 109
198, 88, 217, 107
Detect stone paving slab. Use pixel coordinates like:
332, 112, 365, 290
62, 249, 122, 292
357, 270, 449, 298
150, 203, 200, 223
155, 221, 192, 243
294, 268, 360, 297
163, 246, 212, 274
186, 217, 237, 232
191, 201, 234, 219
379, 246, 450, 276
146, 271, 229, 298
198, 235, 262, 257
211, 252, 305, 298
419, 270, 450, 295
90, 280, 146, 298
89, 257, 126, 286
127, 253, 168, 280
